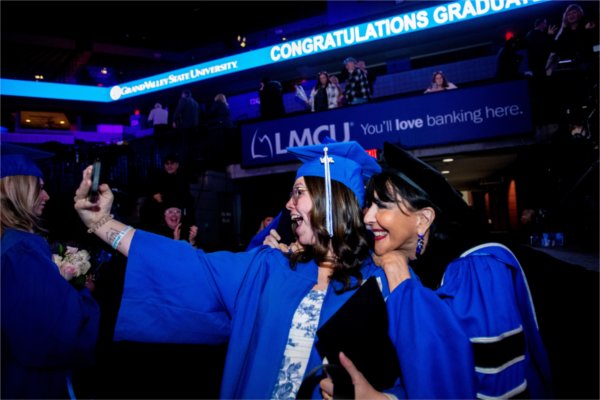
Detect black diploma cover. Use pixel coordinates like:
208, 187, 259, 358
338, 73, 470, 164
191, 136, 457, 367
314, 276, 401, 399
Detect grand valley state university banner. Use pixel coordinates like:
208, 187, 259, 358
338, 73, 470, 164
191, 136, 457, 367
241, 80, 533, 167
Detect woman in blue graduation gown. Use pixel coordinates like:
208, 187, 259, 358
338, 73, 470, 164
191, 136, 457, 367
1, 154, 100, 399
335, 142, 552, 398
73, 141, 406, 399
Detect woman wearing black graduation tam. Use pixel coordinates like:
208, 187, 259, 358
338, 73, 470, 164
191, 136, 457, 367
326, 142, 552, 398
72, 140, 407, 399
1, 152, 100, 399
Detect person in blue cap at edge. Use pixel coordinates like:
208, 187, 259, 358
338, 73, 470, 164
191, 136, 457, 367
72, 140, 414, 399
1, 151, 100, 399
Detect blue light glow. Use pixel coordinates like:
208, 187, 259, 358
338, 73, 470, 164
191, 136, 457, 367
0, 79, 111, 102
1, 0, 549, 102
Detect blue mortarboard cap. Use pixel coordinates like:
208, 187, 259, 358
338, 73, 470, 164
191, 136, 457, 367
1, 143, 52, 179
287, 141, 381, 207
343, 57, 357, 65
1, 154, 43, 179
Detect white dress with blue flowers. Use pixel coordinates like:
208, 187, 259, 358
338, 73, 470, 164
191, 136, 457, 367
271, 289, 326, 399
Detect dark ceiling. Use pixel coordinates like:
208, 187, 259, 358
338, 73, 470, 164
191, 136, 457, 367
1, 1, 329, 52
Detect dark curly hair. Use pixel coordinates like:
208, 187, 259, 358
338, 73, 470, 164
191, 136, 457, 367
289, 176, 370, 292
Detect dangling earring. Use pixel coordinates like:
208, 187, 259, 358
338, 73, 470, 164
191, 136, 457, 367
415, 233, 425, 257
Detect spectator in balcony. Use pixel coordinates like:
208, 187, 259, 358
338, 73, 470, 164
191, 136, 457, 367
306, 71, 341, 112
496, 36, 524, 81
546, 3, 597, 76
423, 71, 458, 94
328, 75, 345, 107
342, 57, 371, 105
172, 89, 200, 159
259, 78, 285, 119
147, 102, 169, 136
357, 59, 376, 96
207, 94, 234, 130
545, 4, 597, 135
525, 18, 558, 79
172, 90, 200, 132
205, 93, 235, 168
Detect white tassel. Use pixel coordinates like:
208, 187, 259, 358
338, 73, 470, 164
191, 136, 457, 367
320, 146, 334, 237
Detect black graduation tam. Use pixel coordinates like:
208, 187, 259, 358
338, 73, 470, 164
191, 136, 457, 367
1, 143, 53, 179
162, 199, 185, 213
381, 142, 469, 216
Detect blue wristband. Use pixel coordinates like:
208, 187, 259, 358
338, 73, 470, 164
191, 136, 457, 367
112, 226, 133, 250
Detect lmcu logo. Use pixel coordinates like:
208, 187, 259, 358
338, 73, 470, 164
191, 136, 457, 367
251, 122, 352, 159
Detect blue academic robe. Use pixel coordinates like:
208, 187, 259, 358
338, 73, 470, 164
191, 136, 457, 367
1, 229, 100, 399
114, 230, 400, 399
387, 242, 552, 399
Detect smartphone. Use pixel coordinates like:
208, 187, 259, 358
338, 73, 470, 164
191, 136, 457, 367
276, 207, 296, 245
88, 159, 101, 202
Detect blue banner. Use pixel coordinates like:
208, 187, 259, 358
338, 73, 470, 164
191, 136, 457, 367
241, 80, 532, 167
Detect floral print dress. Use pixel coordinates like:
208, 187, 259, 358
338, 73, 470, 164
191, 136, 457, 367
271, 289, 326, 399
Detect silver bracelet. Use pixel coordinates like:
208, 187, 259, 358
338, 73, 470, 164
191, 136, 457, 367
87, 214, 114, 234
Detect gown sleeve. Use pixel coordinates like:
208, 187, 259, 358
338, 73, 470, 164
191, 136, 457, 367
114, 230, 266, 344
386, 275, 477, 398
1, 235, 99, 368
438, 245, 553, 398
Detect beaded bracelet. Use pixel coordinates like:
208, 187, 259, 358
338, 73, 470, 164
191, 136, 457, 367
112, 225, 133, 250
87, 214, 114, 234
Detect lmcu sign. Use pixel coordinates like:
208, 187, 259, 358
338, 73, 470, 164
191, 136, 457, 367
241, 80, 533, 167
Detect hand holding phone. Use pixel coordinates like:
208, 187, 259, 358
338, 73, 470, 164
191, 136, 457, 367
88, 160, 101, 202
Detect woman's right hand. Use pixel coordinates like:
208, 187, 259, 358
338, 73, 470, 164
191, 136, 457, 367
372, 251, 411, 291
263, 229, 284, 250
73, 165, 115, 229
263, 229, 303, 254
319, 352, 389, 400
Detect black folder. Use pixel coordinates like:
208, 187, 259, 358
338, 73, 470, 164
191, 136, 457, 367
315, 276, 401, 398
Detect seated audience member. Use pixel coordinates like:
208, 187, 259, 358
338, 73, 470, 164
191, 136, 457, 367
424, 71, 458, 93
257, 215, 274, 233
151, 202, 198, 247
146, 154, 194, 226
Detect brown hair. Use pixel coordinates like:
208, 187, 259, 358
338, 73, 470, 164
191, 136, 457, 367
0, 175, 45, 235
289, 176, 369, 291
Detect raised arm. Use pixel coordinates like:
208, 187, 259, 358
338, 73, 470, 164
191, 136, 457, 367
73, 165, 134, 256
